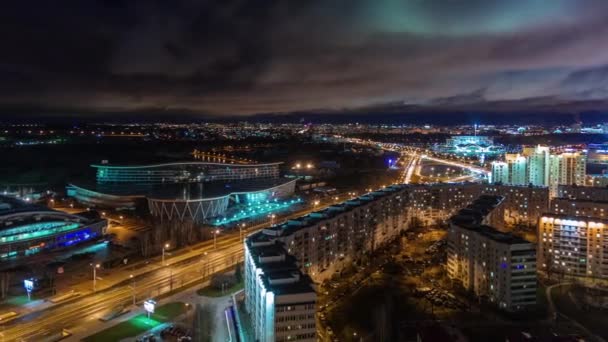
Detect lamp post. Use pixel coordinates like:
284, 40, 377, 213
214, 230, 220, 250
91, 263, 100, 292
162, 243, 170, 265
240, 223, 245, 241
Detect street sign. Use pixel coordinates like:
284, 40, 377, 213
23, 279, 34, 292
24, 278, 34, 300
144, 300, 156, 314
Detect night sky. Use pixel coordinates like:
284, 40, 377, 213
3, 0, 608, 116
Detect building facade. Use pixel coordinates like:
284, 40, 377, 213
406, 183, 549, 229
93, 161, 281, 184
490, 146, 586, 197
0, 196, 107, 263
551, 198, 608, 219
538, 215, 608, 279
447, 196, 537, 311
548, 152, 586, 197
244, 239, 316, 342
557, 184, 608, 202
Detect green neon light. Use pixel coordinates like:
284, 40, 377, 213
0, 221, 81, 244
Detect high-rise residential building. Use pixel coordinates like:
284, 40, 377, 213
492, 154, 528, 185
548, 152, 586, 197
491, 161, 509, 184
538, 214, 608, 279
447, 195, 537, 311
244, 238, 317, 342
506, 154, 528, 185
491, 147, 586, 198
524, 145, 550, 187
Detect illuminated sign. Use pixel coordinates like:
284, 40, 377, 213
144, 299, 156, 314
23, 279, 34, 292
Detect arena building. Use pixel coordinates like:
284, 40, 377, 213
93, 161, 281, 183
0, 196, 107, 262
68, 161, 296, 224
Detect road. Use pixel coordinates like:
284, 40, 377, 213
0, 197, 350, 341
398, 153, 419, 184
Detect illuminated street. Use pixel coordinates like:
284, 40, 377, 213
0, 195, 347, 341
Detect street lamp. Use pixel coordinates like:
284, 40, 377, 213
91, 263, 100, 292
240, 223, 246, 241
214, 230, 220, 250
162, 243, 170, 265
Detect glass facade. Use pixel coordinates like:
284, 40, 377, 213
94, 162, 281, 184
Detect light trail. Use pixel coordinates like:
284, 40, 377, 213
420, 155, 489, 176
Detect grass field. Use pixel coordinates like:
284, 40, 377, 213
82, 302, 189, 342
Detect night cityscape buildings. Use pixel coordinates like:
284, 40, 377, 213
6, 1, 608, 341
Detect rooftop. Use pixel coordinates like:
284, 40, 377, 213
450, 195, 530, 245
91, 161, 282, 169
70, 178, 296, 201
246, 233, 315, 295
450, 195, 504, 227
266, 184, 408, 236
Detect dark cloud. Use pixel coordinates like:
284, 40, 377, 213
2, 0, 608, 116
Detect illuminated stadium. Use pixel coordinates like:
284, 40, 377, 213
93, 161, 281, 183
68, 161, 297, 224
433, 135, 505, 156
0, 196, 107, 261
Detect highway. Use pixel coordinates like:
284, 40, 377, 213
418, 155, 489, 176
0, 197, 350, 341
398, 154, 420, 184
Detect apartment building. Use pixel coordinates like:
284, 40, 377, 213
538, 214, 608, 279
244, 237, 317, 342
408, 183, 549, 229
490, 146, 586, 197
557, 184, 608, 202
447, 196, 537, 311
551, 197, 608, 219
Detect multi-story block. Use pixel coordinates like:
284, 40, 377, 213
548, 152, 586, 197
244, 238, 317, 342
480, 184, 549, 228
551, 198, 608, 219
492, 147, 586, 198
538, 214, 608, 279
447, 195, 537, 311
557, 184, 608, 202
524, 145, 550, 187
266, 184, 411, 281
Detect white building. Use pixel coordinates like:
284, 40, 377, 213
492, 147, 586, 198
244, 239, 317, 342
447, 196, 537, 311
524, 145, 550, 187
548, 152, 586, 197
